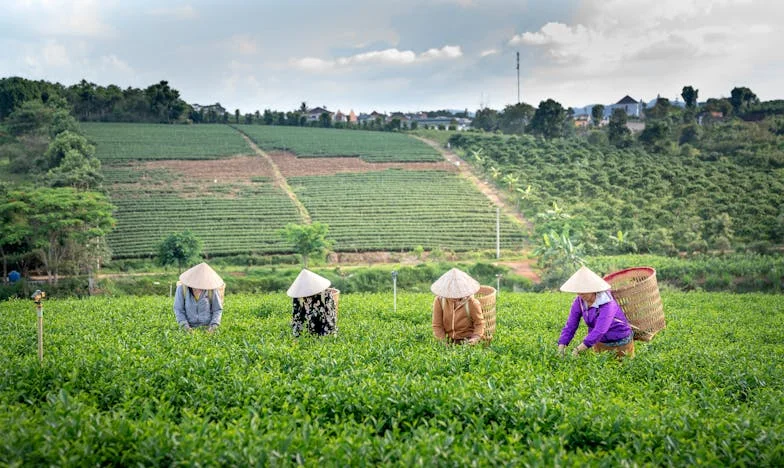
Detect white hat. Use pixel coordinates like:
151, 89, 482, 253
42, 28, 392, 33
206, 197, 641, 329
559, 266, 611, 293
179, 263, 224, 290
430, 268, 480, 298
287, 269, 331, 298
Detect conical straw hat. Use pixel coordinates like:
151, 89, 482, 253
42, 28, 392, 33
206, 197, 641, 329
430, 268, 480, 298
559, 266, 611, 293
287, 269, 331, 298
179, 262, 224, 290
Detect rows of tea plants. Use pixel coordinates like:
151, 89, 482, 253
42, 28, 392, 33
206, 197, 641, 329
288, 169, 526, 251
449, 133, 784, 252
588, 253, 784, 293
107, 182, 303, 258
83, 122, 251, 161
1, 292, 781, 465
237, 124, 442, 162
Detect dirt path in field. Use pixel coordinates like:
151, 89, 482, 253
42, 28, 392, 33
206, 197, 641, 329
236, 130, 311, 223
413, 136, 533, 232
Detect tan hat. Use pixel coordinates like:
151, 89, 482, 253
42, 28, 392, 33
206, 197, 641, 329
560, 266, 611, 293
179, 262, 224, 290
430, 268, 480, 298
287, 269, 331, 298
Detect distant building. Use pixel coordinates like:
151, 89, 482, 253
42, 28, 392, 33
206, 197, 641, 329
334, 110, 346, 123
348, 110, 357, 123
608, 95, 642, 118
574, 115, 590, 128
306, 107, 333, 122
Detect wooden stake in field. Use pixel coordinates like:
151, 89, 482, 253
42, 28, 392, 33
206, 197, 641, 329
391, 270, 398, 313
31, 290, 46, 364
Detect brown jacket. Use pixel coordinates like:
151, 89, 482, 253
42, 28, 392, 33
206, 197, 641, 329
432, 296, 485, 341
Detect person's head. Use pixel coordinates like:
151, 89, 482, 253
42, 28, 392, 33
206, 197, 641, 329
287, 269, 330, 300
559, 266, 611, 299
431, 268, 480, 299
179, 262, 224, 292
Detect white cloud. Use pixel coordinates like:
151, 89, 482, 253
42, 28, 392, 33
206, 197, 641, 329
226, 35, 258, 55
507, 0, 784, 104
480, 49, 499, 57
291, 45, 462, 72
11, 0, 115, 37
43, 42, 70, 67
100, 54, 132, 74
149, 5, 198, 20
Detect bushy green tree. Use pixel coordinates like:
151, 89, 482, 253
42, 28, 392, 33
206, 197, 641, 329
528, 99, 567, 139
157, 230, 203, 274
279, 222, 333, 268
591, 104, 605, 126
608, 109, 632, 147
681, 86, 699, 109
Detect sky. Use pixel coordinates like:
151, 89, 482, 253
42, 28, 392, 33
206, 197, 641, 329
1, 0, 782, 114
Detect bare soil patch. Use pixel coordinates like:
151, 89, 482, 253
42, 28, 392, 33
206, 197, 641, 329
269, 151, 458, 177
142, 155, 276, 182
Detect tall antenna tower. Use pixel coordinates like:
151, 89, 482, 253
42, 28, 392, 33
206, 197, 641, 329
516, 51, 520, 104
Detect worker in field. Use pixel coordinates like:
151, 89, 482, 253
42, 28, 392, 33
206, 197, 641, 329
431, 268, 485, 345
557, 266, 634, 359
287, 269, 339, 337
173, 262, 224, 333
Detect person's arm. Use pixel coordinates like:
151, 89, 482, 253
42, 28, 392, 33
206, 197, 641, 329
173, 285, 190, 330
558, 298, 582, 347
467, 298, 485, 344
208, 289, 223, 332
432, 297, 446, 340
582, 302, 615, 348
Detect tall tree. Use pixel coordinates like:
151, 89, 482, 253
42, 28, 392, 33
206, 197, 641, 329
499, 102, 535, 134
0, 186, 32, 279
608, 109, 632, 148
157, 230, 203, 274
646, 97, 671, 120
279, 222, 333, 268
528, 99, 567, 139
681, 86, 699, 109
591, 104, 605, 127
729, 86, 759, 114
25, 187, 115, 283
145, 80, 186, 123
472, 108, 499, 132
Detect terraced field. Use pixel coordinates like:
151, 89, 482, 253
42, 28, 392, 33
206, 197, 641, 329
237, 124, 442, 162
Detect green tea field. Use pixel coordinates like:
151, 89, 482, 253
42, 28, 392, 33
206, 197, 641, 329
2, 292, 781, 465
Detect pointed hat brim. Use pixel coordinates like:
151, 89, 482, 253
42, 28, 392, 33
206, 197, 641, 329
287, 269, 331, 298
559, 266, 611, 293
179, 262, 224, 290
430, 268, 480, 298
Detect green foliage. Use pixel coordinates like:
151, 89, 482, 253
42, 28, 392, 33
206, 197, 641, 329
730, 86, 759, 114
287, 169, 526, 252
681, 86, 698, 109
279, 222, 333, 268
43, 130, 95, 169
157, 230, 203, 273
499, 102, 535, 134
5, 99, 78, 138
607, 109, 631, 147
0, 291, 782, 465
237, 125, 441, 162
528, 99, 567, 139
82, 123, 251, 161
590, 104, 605, 127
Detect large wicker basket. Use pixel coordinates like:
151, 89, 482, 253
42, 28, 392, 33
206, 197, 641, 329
325, 288, 340, 314
603, 267, 665, 341
475, 285, 497, 342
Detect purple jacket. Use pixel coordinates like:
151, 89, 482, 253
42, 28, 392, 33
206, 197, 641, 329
558, 296, 632, 348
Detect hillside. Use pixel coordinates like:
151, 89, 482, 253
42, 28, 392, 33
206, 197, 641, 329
83, 123, 526, 259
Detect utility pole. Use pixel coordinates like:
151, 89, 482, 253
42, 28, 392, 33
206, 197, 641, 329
516, 51, 520, 104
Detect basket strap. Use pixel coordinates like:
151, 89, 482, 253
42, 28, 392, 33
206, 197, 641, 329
614, 317, 642, 332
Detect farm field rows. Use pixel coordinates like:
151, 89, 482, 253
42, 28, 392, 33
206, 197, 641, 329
83, 122, 251, 161
237, 124, 443, 162
1, 292, 781, 465
288, 169, 526, 251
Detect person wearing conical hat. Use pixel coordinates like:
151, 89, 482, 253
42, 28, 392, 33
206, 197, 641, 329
174, 262, 224, 333
431, 268, 485, 345
287, 269, 339, 337
557, 266, 634, 358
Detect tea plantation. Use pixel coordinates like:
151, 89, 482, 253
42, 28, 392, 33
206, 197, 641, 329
1, 292, 781, 465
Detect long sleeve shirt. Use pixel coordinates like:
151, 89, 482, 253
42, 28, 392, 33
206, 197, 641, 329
173, 285, 222, 329
558, 295, 631, 348
432, 296, 485, 341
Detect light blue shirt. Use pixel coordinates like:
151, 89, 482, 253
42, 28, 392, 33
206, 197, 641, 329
173, 285, 223, 328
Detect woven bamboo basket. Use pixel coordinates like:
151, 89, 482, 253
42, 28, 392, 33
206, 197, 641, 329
475, 285, 497, 342
325, 288, 340, 315
603, 267, 665, 341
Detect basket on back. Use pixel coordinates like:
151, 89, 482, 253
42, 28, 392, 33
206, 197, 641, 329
603, 267, 665, 341
475, 285, 497, 342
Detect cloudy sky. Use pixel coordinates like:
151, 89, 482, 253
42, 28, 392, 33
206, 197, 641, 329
1, 0, 782, 114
